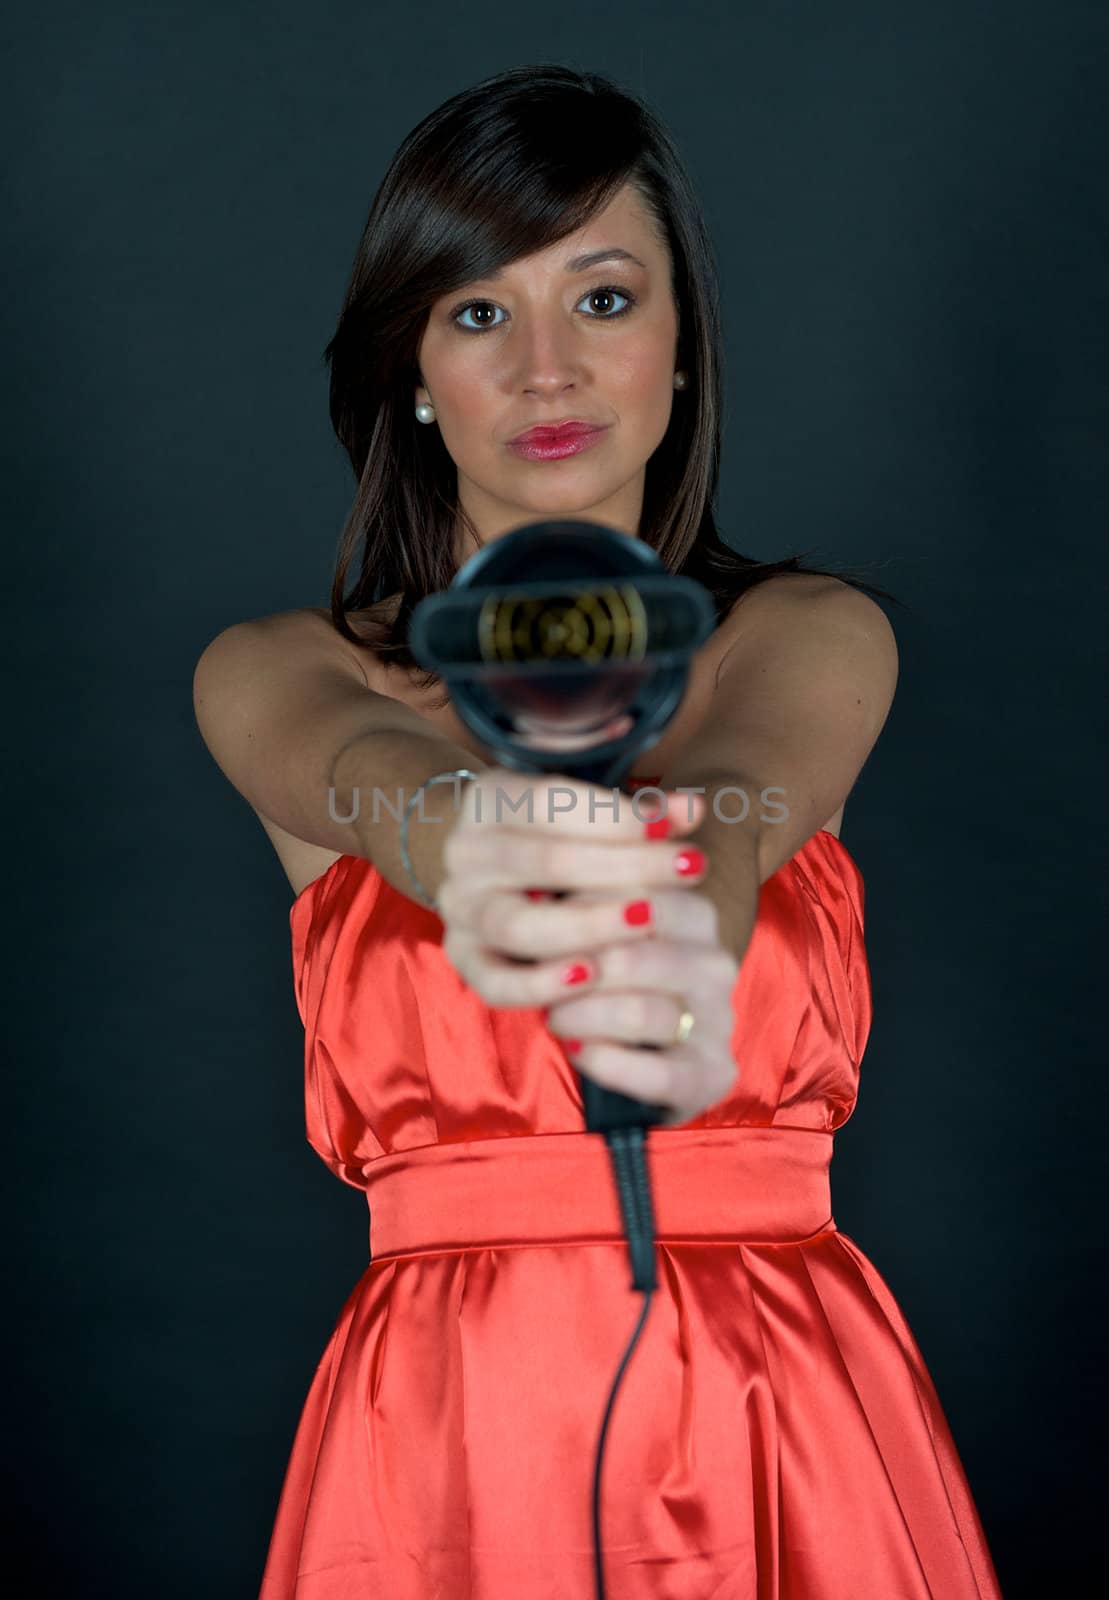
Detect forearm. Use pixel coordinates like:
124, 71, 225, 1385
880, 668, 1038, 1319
330, 725, 490, 906
657, 763, 763, 965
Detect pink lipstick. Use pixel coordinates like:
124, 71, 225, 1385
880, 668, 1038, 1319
508, 423, 610, 461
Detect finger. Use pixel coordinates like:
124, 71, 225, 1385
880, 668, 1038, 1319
543, 940, 738, 1045
442, 916, 728, 1017
438, 879, 720, 958
567, 1039, 739, 1124
445, 830, 712, 896
453, 769, 705, 847
589, 938, 740, 1005
547, 985, 734, 1059
441, 925, 602, 1011
564, 1037, 675, 1109
445, 900, 738, 1015
546, 988, 707, 1050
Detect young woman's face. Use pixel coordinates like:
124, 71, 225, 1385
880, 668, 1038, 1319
416, 183, 682, 564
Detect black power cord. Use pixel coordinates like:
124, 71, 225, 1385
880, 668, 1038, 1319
590, 1127, 657, 1598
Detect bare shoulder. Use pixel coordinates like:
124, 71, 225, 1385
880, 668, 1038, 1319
729, 569, 887, 617
257, 604, 374, 685
721, 572, 897, 666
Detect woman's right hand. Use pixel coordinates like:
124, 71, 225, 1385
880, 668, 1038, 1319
436, 768, 742, 1125
437, 766, 710, 968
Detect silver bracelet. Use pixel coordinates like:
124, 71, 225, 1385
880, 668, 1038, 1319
399, 768, 479, 910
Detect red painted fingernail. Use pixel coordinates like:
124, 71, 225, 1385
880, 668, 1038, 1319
644, 815, 672, 840
560, 961, 593, 986
674, 847, 707, 877
623, 899, 653, 927
524, 888, 551, 901
562, 1038, 583, 1054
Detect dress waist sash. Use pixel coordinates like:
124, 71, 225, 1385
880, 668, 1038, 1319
361, 1126, 837, 1260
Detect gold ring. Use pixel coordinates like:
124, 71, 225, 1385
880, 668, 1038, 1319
673, 1007, 696, 1047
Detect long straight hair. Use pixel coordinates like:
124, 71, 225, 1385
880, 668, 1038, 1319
323, 64, 904, 709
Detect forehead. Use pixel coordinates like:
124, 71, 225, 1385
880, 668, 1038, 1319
567, 183, 653, 246
487, 186, 661, 279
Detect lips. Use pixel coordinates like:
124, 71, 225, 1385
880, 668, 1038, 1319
512, 421, 607, 445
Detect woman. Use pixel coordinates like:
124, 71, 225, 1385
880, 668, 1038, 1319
194, 65, 1002, 1599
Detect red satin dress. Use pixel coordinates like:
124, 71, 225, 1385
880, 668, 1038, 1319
259, 783, 1002, 1599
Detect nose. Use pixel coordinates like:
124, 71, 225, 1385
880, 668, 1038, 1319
514, 315, 586, 395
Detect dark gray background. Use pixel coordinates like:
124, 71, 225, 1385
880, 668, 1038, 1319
5, 3, 1105, 1594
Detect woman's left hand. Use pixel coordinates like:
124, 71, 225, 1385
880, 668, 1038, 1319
437, 766, 745, 1127
541, 884, 742, 1126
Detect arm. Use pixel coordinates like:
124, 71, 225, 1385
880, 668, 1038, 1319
192, 608, 490, 902
653, 576, 899, 961
332, 726, 490, 904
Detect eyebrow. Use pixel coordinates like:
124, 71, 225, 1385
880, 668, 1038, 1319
480, 247, 648, 283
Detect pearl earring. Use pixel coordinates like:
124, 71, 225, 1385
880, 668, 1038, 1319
673, 371, 688, 390
415, 401, 436, 423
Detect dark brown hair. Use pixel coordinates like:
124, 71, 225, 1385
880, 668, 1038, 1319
323, 64, 905, 709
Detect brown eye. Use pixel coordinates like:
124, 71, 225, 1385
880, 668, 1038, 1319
450, 285, 636, 334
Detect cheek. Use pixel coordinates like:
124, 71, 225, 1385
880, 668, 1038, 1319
425, 361, 495, 451
613, 337, 675, 401
619, 351, 676, 430
436, 402, 507, 480
430, 362, 477, 414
